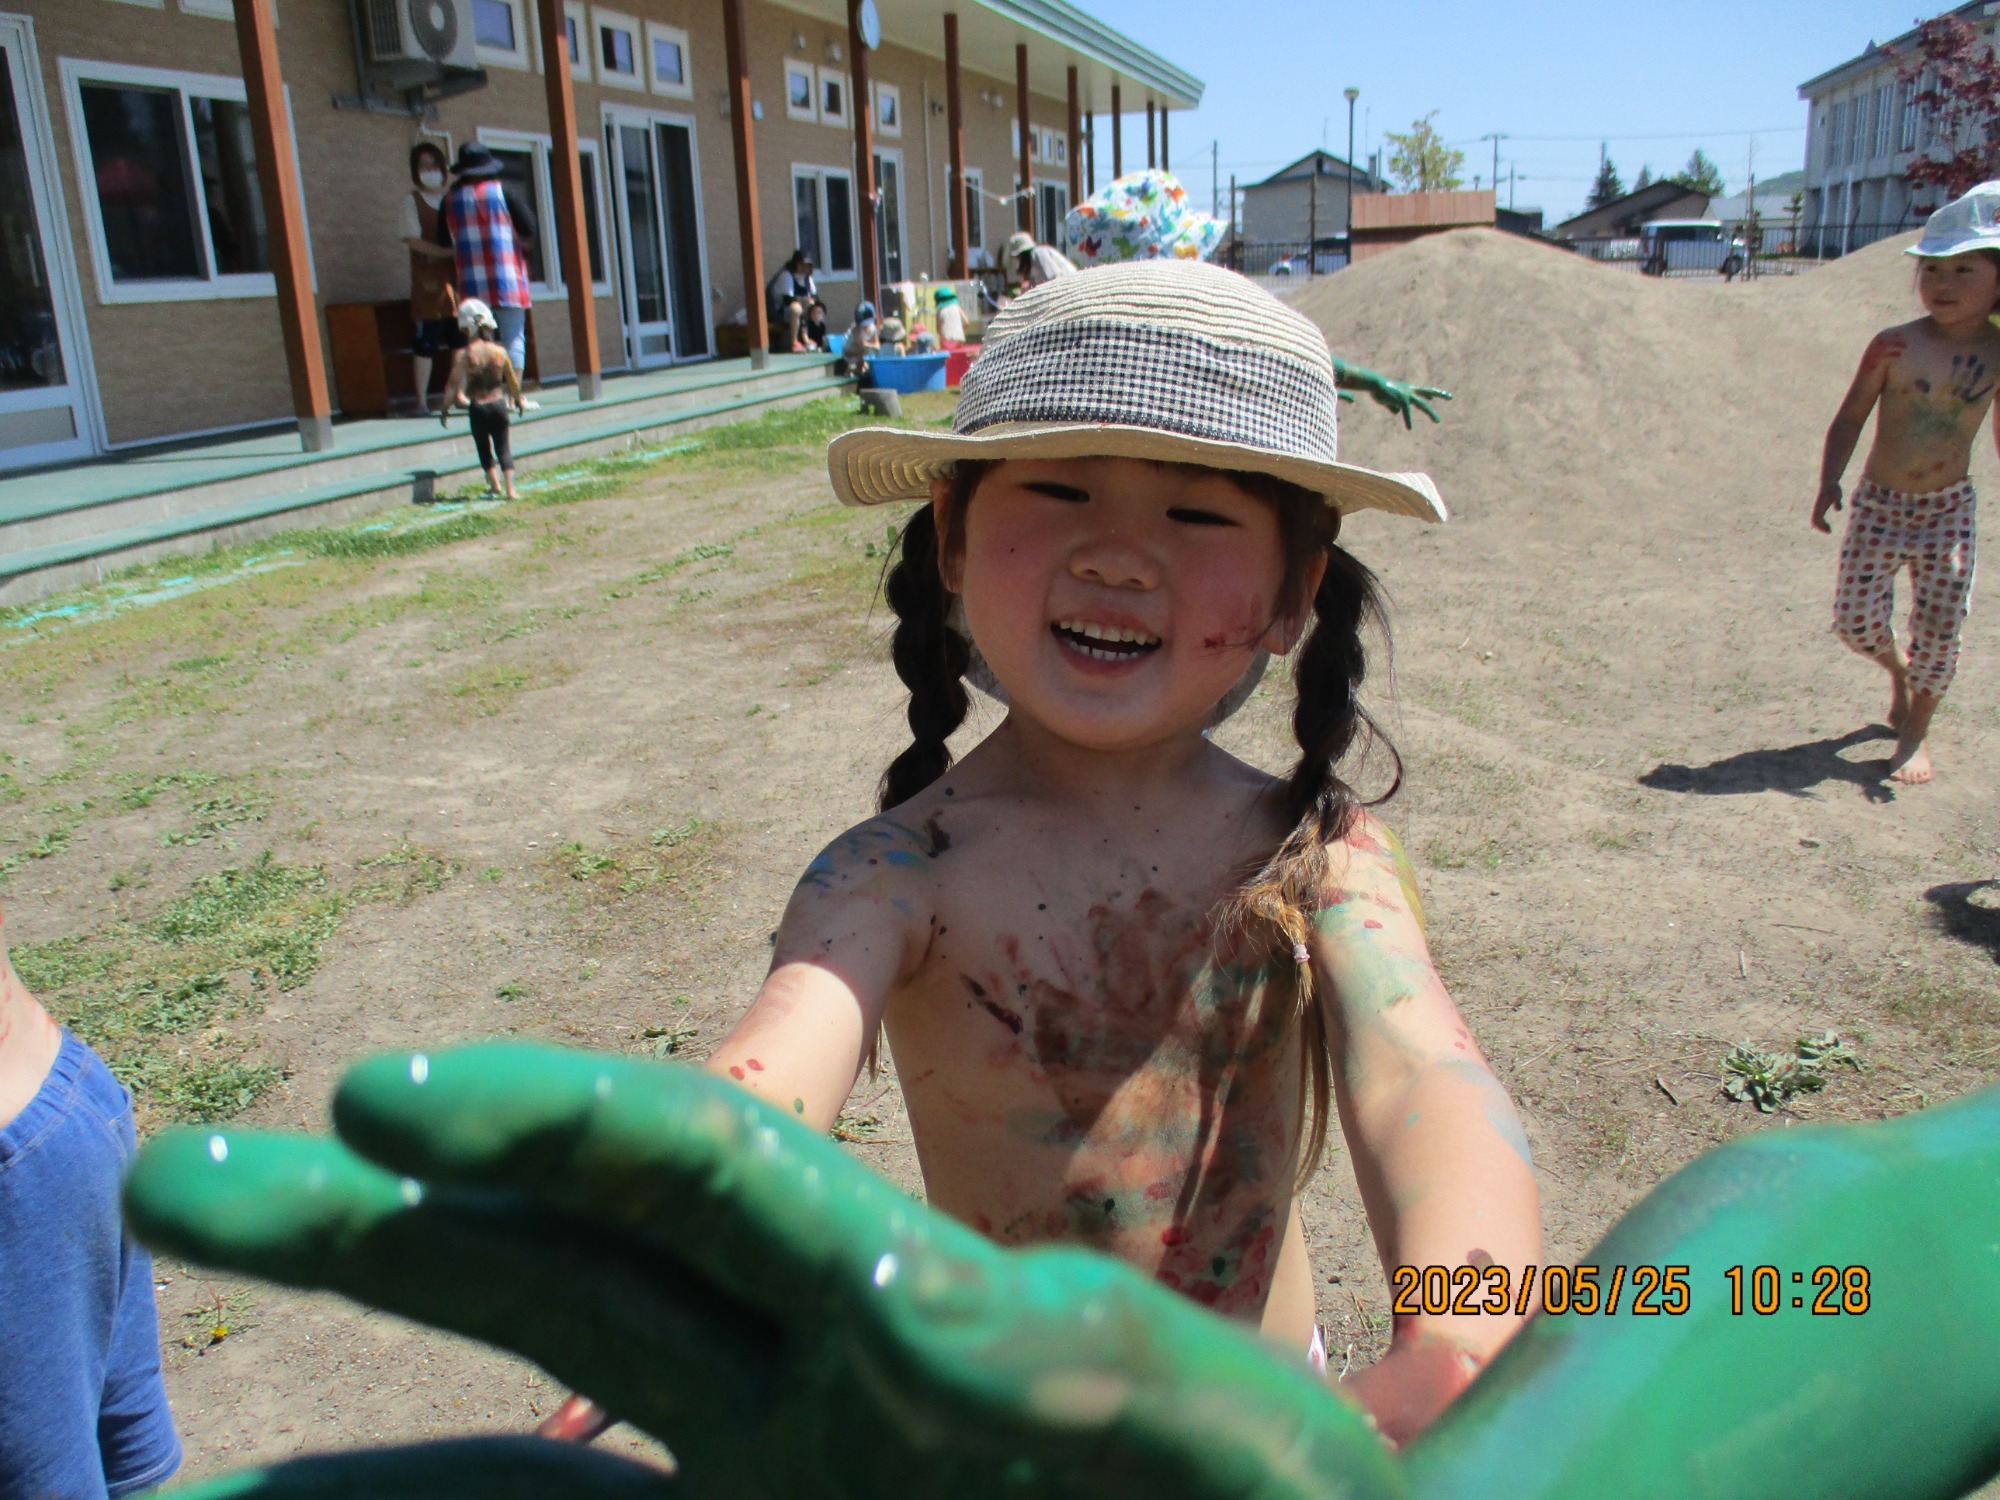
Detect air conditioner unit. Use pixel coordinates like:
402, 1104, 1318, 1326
361, 0, 479, 84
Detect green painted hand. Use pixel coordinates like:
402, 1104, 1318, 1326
127, 1046, 2000, 1500
1332, 360, 1453, 428
126, 1044, 1400, 1500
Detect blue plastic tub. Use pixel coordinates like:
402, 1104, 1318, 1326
866, 353, 948, 393
825, 332, 845, 356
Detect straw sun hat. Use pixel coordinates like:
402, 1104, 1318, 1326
825, 258, 1445, 523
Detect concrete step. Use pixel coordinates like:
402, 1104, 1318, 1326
1, 371, 853, 607
0, 360, 840, 556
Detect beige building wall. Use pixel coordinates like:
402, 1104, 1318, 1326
16, 0, 1108, 447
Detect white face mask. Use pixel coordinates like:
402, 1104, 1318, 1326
418, 169, 445, 190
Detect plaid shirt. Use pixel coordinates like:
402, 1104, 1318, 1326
444, 179, 531, 309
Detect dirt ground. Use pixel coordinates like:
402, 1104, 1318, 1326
3, 230, 1996, 1479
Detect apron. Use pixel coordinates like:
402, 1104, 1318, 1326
410, 190, 456, 322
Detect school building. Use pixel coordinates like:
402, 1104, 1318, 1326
0, 0, 1200, 471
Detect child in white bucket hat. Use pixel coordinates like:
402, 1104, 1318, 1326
705, 258, 1543, 1443
1812, 180, 2000, 784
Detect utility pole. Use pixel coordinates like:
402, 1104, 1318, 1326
1481, 132, 1507, 200
1307, 151, 1318, 278
1508, 164, 1516, 210
1212, 138, 1218, 218
1343, 86, 1359, 265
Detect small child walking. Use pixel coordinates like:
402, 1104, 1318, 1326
440, 297, 523, 501
1814, 181, 2000, 784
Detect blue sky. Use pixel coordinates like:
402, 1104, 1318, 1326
1076, 0, 1931, 223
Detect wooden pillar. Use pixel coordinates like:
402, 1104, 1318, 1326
944, 14, 968, 279
721, 0, 768, 360
849, 0, 880, 305
1015, 44, 1033, 233
230, 0, 330, 450
1160, 106, 1169, 171
1085, 111, 1095, 194
1111, 85, 1121, 178
1065, 67, 1081, 210
1146, 99, 1155, 169
535, 0, 602, 398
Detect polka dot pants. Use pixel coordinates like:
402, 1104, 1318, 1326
1832, 476, 1978, 699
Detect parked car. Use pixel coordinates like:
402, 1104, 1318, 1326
1269, 247, 1348, 275
1639, 220, 1744, 279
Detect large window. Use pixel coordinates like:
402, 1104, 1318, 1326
1874, 83, 1893, 158
793, 165, 855, 278
478, 128, 611, 295
875, 81, 900, 136
1035, 181, 1068, 248
947, 165, 984, 262
1828, 100, 1845, 170
874, 150, 903, 283
818, 67, 848, 127
1898, 80, 1917, 152
784, 60, 816, 122
62, 60, 300, 302
562, 1, 591, 81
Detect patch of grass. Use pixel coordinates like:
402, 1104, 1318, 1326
479, 865, 504, 882
0, 772, 20, 805
18, 847, 449, 1127
1721, 1031, 1862, 1112
551, 822, 715, 903
1423, 836, 1505, 872
161, 790, 268, 847
496, 981, 526, 1001
356, 842, 459, 903
119, 770, 219, 811
170, 654, 231, 673
305, 511, 501, 560
640, 1021, 700, 1058
446, 659, 540, 715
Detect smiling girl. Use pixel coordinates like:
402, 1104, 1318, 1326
705, 260, 1541, 1442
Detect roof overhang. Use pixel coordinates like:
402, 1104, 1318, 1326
765, 0, 1202, 112
1797, 0, 1995, 97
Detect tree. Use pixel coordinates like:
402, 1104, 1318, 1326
1671, 148, 1726, 196
1383, 112, 1466, 193
1634, 164, 1654, 190
1895, 13, 2000, 205
1586, 151, 1625, 210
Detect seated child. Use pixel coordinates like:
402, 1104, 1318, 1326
878, 315, 907, 356
441, 297, 525, 502
710, 260, 1543, 1443
801, 298, 831, 352
1814, 180, 1999, 785
0, 901, 181, 1498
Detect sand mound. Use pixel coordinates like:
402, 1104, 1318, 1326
1287, 227, 1960, 525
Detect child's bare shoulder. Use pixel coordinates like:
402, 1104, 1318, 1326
1320, 811, 1426, 927
1862, 318, 1930, 365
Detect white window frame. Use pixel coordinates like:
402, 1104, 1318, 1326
477, 127, 614, 298
873, 144, 906, 283
471, 0, 531, 72
792, 164, 857, 281
104, 0, 165, 8
1034, 178, 1068, 247
817, 66, 848, 127
952, 165, 984, 259
593, 7, 643, 90
59, 57, 313, 305
645, 21, 691, 98
572, 136, 614, 295
560, 1, 590, 81
179, 0, 238, 19
874, 79, 900, 136
784, 59, 817, 121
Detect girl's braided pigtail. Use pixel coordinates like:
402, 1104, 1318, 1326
877, 481, 978, 811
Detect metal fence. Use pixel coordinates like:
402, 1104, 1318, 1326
1563, 221, 1919, 280
1220, 240, 1351, 281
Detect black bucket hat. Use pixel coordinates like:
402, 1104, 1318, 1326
451, 142, 505, 180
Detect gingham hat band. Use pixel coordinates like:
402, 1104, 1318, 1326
954, 318, 1340, 458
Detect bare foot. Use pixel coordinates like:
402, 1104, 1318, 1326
1887, 672, 1911, 731
1888, 738, 1933, 785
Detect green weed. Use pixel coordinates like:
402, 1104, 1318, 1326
1721, 1032, 1862, 1112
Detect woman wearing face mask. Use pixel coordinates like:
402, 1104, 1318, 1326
402, 141, 462, 415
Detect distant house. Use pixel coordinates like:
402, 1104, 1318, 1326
1553, 180, 1711, 240
1708, 177, 1807, 252
1349, 191, 1495, 261
1795, 3, 1991, 254
1241, 150, 1386, 241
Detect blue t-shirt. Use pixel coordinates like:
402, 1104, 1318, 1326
0, 1031, 180, 1499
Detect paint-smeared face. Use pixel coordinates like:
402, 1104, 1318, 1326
940, 457, 1313, 752
1916, 251, 2000, 322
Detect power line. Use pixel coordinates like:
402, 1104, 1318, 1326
1448, 125, 1804, 146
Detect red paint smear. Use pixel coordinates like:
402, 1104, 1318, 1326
1363, 919, 1383, 929
1160, 1224, 1192, 1246
728, 1065, 744, 1080
745, 1058, 765, 1071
